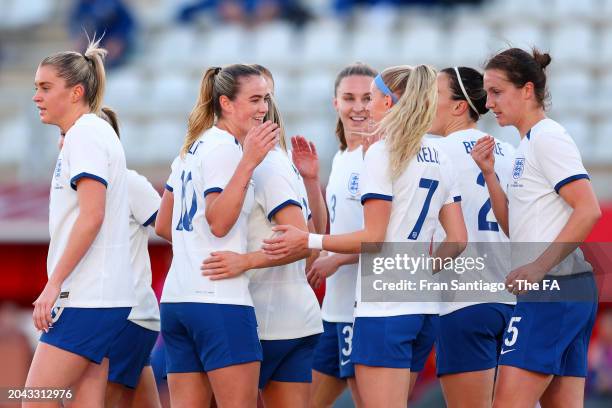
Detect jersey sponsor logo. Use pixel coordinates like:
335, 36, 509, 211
512, 158, 525, 180
59, 291, 69, 299
340, 358, 351, 366
500, 348, 515, 355
348, 173, 360, 195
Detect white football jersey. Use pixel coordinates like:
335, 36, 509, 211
321, 146, 364, 323
355, 139, 460, 317
48, 113, 134, 307
126, 170, 161, 331
161, 126, 255, 305
247, 146, 322, 340
433, 129, 516, 315
508, 118, 592, 276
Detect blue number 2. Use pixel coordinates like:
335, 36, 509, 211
477, 172, 499, 232
176, 170, 197, 232
407, 178, 438, 240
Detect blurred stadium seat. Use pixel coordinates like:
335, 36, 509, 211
0, 0, 610, 197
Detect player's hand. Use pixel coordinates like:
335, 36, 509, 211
242, 121, 280, 168
307, 253, 340, 289
505, 261, 548, 295
201, 251, 250, 280
32, 281, 61, 332
262, 225, 309, 259
471, 135, 496, 176
291, 136, 319, 180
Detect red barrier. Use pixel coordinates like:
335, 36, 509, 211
1, 204, 611, 305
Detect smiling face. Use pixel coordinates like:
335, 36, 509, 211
221, 74, 270, 136
483, 69, 526, 128
334, 75, 373, 139
32, 64, 76, 127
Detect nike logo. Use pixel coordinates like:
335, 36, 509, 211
500, 349, 515, 355
340, 359, 351, 366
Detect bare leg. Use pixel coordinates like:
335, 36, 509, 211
309, 370, 346, 408
167, 372, 212, 408
440, 369, 496, 408
207, 362, 260, 408
540, 375, 585, 408
24, 342, 92, 408
354, 364, 410, 408
493, 365, 552, 408
262, 381, 310, 408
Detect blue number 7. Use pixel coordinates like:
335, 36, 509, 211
407, 178, 439, 240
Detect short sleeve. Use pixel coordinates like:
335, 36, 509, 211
533, 132, 589, 194
253, 163, 302, 222
439, 152, 462, 205
202, 143, 242, 197
165, 156, 180, 193
127, 171, 161, 226
66, 128, 109, 190
360, 142, 393, 205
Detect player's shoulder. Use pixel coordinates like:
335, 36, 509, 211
126, 168, 149, 186
202, 126, 241, 150
529, 118, 569, 143
66, 113, 115, 144
364, 139, 388, 160
254, 147, 292, 180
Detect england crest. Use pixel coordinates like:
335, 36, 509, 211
512, 158, 525, 180
348, 173, 360, 195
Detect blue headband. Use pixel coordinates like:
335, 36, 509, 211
374, 74, 398, 104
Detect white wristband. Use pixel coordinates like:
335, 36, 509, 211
308, 233, 324, 250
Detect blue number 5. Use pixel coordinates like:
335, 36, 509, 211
407, 178, 438, 240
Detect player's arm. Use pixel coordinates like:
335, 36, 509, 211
433, 202, 468, 272
201, 204, 310, 280
262, 198, 390, 256
505, 133, 601, 292
205, 121, 279, 237
307, 252, 359, 289
506, 180, 601, 293
33, 179, 105, 331
155, 189, 173, 242
471, 136, 509, 236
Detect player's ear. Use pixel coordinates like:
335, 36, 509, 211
219, 94, 233, 114
71, 83, 85, 104
522, 81, 535, 101
452, 100, 467, 117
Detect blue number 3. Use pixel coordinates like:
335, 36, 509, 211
407, 178, 438, 240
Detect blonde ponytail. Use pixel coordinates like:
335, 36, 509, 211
266, 94, 287, 152
83, 38, 107, 113
181, 67, 218, 157
40, 35, 107, 113
378, 65, 438, 180
99, 106, 120, 138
